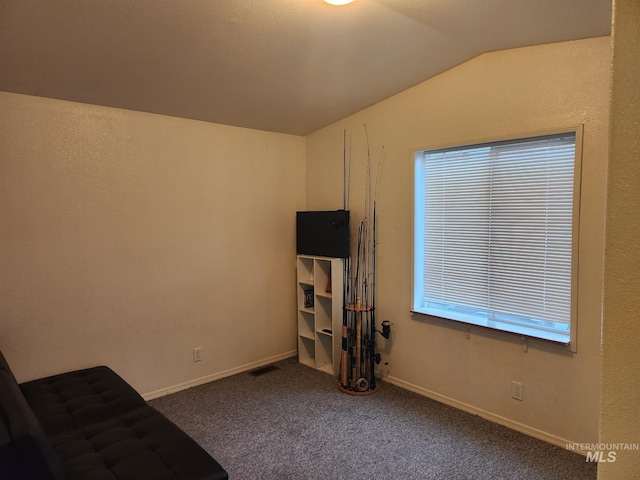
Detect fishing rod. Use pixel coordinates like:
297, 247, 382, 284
338, 125, 388, 394
341, 129, 352, 388
369, 199, 377, 389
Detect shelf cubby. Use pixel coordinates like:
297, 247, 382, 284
298, 310, 315, 339
298, 336, 316, 369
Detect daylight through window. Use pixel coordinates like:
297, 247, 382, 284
413, 130, 581, 345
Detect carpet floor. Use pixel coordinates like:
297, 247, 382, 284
149, 358, 596, 480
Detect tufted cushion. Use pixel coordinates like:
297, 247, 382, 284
19, 366, 228, 480
20, 367, 148, 437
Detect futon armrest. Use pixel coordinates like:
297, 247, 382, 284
0, 368, 66, 480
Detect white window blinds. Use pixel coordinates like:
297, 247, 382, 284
414, 132, 578, 344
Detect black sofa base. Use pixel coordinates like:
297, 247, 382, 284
0, 352, 228, 480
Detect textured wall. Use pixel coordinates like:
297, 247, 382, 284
0, 92, 306, 394
306, 37, 610, 446
600, 0, 640, 476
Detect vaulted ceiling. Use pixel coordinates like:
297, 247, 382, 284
0, 0, 612, 135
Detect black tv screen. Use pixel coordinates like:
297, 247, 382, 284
296, 210, 350, 258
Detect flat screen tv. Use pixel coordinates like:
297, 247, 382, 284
296, 210, 350, 258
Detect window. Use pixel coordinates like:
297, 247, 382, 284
413, 129, 581, 346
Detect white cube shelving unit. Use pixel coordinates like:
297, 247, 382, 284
296, 255, 344, 376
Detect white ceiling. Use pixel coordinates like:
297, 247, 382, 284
0, 0, 612, 136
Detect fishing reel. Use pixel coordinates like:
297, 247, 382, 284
355, 377, 369, 392
376, 320, 392, 339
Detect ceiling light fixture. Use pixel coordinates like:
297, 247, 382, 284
323, 0, 355, 5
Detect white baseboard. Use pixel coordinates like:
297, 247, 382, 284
142, 350, 297, 401
383, 374, 583, 455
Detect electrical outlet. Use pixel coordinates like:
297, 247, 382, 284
511, 381, 523, 401
193, 347, 202, 362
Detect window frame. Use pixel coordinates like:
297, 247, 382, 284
412, 127, 583, 351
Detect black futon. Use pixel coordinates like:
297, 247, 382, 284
0, 351, 228, 480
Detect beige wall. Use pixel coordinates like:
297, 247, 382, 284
0, 92, 306, 395
599, 0, 640, 476
306, 37, 610, 446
